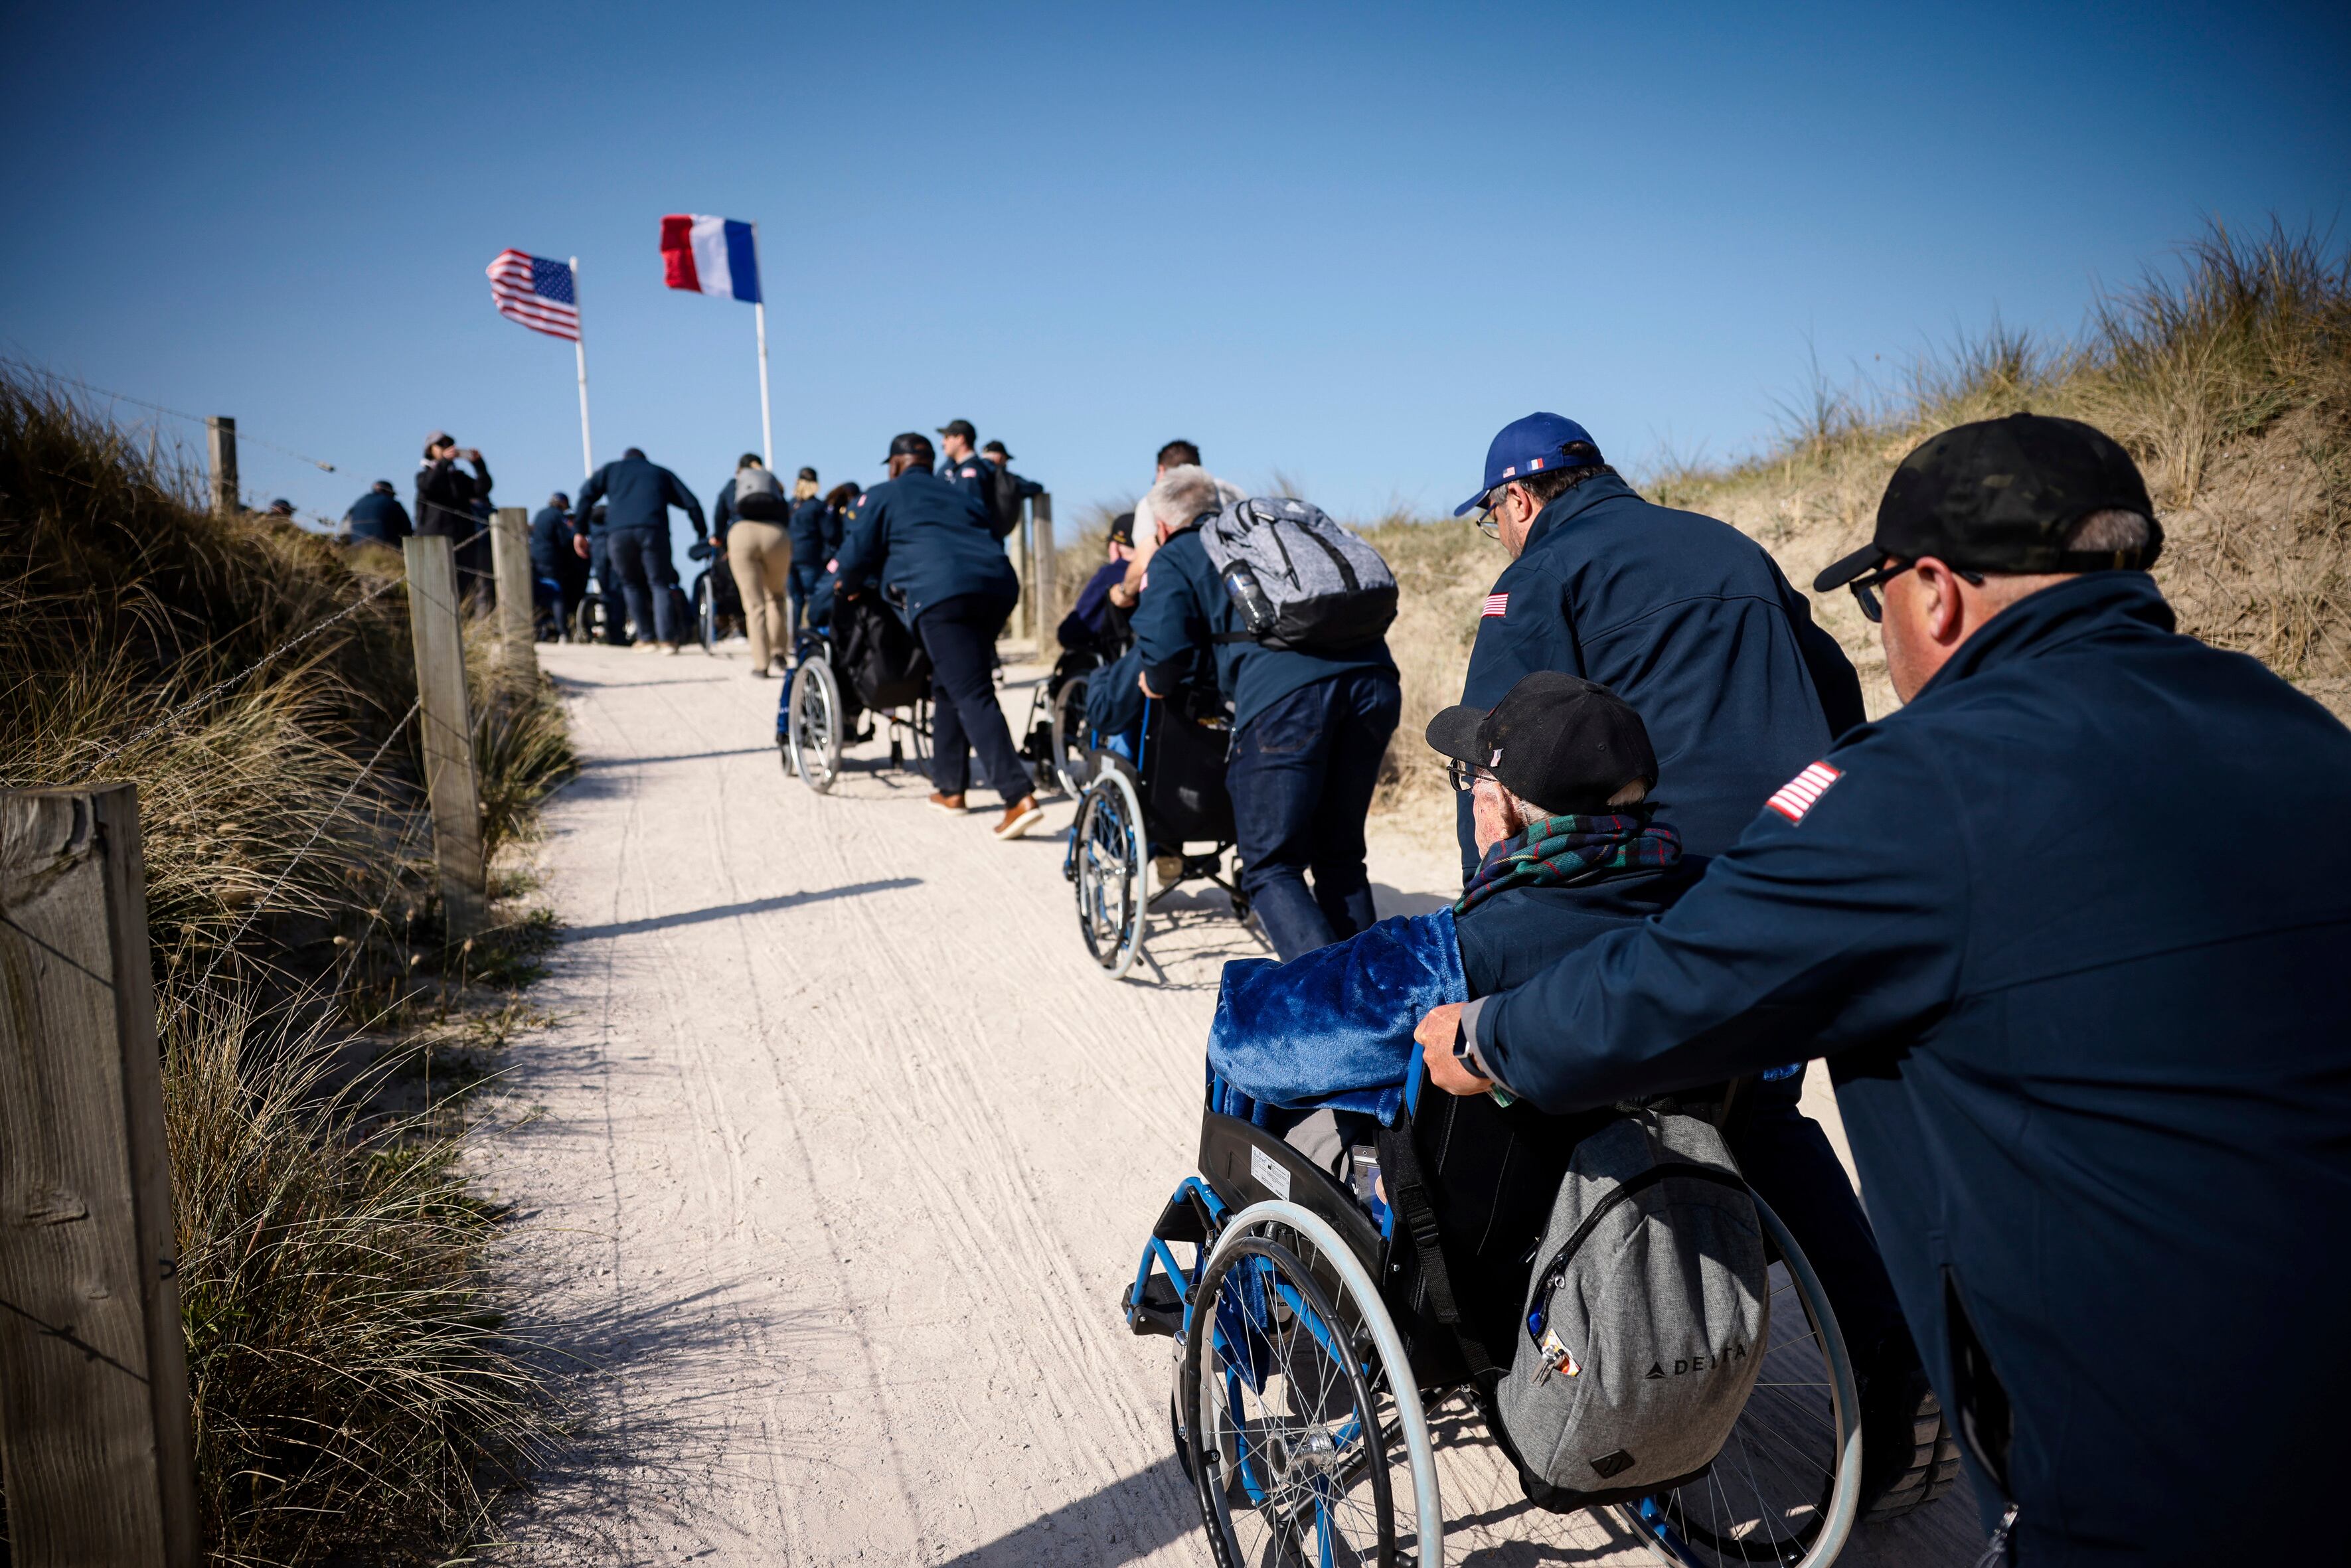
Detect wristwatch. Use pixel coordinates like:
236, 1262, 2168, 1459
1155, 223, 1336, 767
1451, 998, 1516, 1105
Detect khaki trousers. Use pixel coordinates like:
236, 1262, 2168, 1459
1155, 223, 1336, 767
727, 520, 792, 671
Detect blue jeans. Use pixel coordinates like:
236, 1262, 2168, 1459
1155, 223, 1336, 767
788, 561, 822, 634
609, 527, 680, 645
1226, 668, 1401, 961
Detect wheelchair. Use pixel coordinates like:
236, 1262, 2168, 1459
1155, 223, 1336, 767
572, 578, 612, 645
1063, 692, 1252, 980
1124, 1069, 1864, 1568
1018, 644, 1107, 795
779, 593, 933, 794
690, 558, 743, 653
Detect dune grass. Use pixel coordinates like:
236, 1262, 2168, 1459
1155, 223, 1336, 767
0, 371, 569, 1563
1340, 220, 2351, 807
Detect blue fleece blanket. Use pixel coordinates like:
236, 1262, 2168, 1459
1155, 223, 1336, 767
1206, 908, 1469, 1125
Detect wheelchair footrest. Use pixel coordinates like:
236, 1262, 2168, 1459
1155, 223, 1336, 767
1122, 1275, 1184, 1339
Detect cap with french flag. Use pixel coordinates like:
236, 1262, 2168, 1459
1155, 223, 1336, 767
660, 214, 761, 303
1457, 412, 1601, 516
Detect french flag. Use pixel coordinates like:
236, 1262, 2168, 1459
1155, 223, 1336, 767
659, 214, 761, 303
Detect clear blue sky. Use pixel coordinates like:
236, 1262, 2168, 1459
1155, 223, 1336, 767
4, 0, 2346, 543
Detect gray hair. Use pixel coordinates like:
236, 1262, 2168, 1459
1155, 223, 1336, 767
1147, 464, 1224, 530
2066, 509, 2153, 553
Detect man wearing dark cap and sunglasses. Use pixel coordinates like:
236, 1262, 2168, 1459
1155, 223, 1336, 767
1418, 413, 2351, 1567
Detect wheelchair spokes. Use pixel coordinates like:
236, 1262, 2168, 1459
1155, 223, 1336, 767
1625, 1197, 1860, 1568
1193, 1234, 1399, 1567
1074, 766, 1147, 977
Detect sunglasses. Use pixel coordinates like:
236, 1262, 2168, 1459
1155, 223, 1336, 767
1846, 558, 1985, 623
1446, 757, 1498, 793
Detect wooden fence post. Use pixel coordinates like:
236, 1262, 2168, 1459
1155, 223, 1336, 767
488, 507, 536, 680
204, 416, 236, 517
1032, 491, 1057, 659
402, 536, 487, 938
0, 784, 199, 1568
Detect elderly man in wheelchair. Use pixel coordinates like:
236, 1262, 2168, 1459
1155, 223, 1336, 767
1125, 673, 1951, 1567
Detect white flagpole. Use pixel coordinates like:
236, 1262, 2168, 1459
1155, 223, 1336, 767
570, 256, 594, 475
752, 222, 773, 467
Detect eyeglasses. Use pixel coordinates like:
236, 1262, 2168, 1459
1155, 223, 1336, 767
1844, 558, 1984, 623
1473, 485, 1513, 540
1446, 757, 1497, 793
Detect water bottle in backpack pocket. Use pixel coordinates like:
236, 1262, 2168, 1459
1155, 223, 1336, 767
1198, 497, 1398, 653
1495, 1107, 1769, 1506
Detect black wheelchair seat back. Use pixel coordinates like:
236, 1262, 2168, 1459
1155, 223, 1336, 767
835, 594, 932, 709
1142, 697, 1234, 844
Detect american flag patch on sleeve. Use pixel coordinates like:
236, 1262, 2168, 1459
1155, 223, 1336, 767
1482, 592, 1509, 618
1765, 761, 1842, 823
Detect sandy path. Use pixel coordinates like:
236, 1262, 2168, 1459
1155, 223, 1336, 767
489, 642, 1981, 1567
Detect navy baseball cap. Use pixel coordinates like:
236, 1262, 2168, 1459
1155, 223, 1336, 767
1455, 413, 1603, 516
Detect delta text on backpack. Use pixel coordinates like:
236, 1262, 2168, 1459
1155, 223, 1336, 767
1197, 497, 1398, 654
734, 464, 789, 521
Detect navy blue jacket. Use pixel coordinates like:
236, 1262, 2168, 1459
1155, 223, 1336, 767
1471, 573, 2351, 1563
1457, 473, 1863, 878
345, 490, 410, 544
576, 456, 704, 538
528, 505, 581, 577
938, 454, 1013, 540
787, 496, 828, 560
1131, 523, 1396, 736
833, 465, 1018, 623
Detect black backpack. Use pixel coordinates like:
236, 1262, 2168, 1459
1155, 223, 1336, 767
836, 594, 932, 709
988, 465, 1026, 540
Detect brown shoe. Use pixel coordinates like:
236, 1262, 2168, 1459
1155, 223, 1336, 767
927, 791, 967, 813
993, 795, 1046, 840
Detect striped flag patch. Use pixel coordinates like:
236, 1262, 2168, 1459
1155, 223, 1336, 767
1482, 592, 1509, 618
1765, 761, 1842, 823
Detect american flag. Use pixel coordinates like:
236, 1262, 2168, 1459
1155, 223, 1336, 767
1765, 761, 1842, 823
1482, 591, 1509, 618
485, 250, 580, 341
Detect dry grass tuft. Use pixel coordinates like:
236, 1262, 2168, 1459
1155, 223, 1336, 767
168, 996, 552, 1565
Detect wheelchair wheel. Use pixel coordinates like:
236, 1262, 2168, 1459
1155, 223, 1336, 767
1073, 765, 1147, 979
1621, 1193, 1862, 1568
1050, 674, 1092, 795
789, 655, 843, 794
694, 570, 719, 653
1184, 1201, 1442, 1568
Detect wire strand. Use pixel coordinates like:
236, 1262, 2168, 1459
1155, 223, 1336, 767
1, 354, 341, 471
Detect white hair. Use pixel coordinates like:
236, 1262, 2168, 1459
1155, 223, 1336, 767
1147, 464, 1224, 530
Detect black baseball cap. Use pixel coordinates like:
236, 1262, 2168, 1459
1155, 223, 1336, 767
886, 431, 935, 464
983, 439, 1013, 460
937, 418, 977, 441
1815, 413, 2162, 591
797, 466, 818, 481
1106, 510, 1136, 546
1425, 672, 1657, 816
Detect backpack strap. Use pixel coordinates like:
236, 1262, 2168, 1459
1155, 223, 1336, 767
1376, 1112, 1504, 1387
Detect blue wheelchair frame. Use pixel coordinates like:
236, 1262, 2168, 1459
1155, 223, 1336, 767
1124, 1065, 1766, 1565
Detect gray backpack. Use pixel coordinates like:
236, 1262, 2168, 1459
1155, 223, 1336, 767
1495, 1109, 1769, 1504
1196, 497, 1398, 653
734, 464, 788, 520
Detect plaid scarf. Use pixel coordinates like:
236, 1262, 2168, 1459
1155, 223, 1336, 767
1454, 811, 1682, 918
